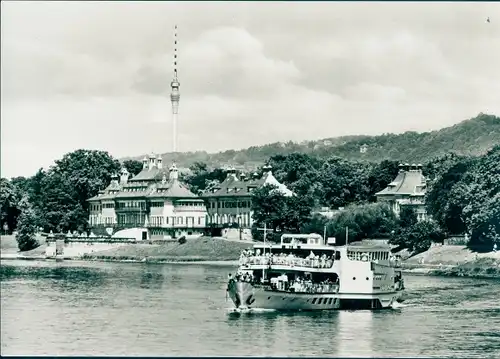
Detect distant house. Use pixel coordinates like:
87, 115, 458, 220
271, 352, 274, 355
360, 144, 368, 154
312, 207, 344, 219
202, 165, 293, 232
375, 163, 428, 221
87, 153, 207, 240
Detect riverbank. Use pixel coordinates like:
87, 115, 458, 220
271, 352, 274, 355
83, 236, 253, 262
2, 235, 499, 278
398, 245, 500, 279
1, 235, 47, 256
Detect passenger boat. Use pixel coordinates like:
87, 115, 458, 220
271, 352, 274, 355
226, 233, 405, 311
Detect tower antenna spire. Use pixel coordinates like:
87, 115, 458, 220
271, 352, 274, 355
170, 24, 180, 153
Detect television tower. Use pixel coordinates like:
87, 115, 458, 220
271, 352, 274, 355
170, 25, 180, 153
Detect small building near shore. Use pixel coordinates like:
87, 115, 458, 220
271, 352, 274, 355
375, 163, 428, 221
87, 153, 207, 240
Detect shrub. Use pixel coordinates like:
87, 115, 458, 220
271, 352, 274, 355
15, 197, 39, 252
390, 220, 445, 254
178, 236, 187, 244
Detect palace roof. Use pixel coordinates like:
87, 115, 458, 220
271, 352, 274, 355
87, 156, 200, 202
375, 163, 427, 197
149, 180, 200, 199
129, 167, 164, 182
202, 165, 293, 198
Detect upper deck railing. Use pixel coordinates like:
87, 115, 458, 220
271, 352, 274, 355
240, 255, 335, 269
280, 233, 325, 246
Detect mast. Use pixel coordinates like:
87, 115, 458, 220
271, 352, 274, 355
262, 222, 267, 281
345, 226, 349, 247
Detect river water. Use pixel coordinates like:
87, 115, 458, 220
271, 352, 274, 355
1, 260, 499, 357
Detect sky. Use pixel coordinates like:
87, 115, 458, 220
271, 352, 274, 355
1, 1, 500, 178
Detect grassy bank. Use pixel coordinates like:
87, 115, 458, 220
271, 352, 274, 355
85, 237, 253, 262
399, 245, 500, 279
3, 234, 499, 279
0, 235, 47, 256
429, 258, 500, 279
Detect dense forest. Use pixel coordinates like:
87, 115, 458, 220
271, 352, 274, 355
1, 114, 499, 253
125, 113, 500, 171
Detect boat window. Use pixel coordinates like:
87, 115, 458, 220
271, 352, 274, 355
312, 298, 317, 304
328, 298, 333, 305
318, 298, 323, 304
335, 252, 341, 260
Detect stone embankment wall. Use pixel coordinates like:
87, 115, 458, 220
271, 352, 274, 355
444, 236, 469, 246
45, 239, 135, 258
221, 228, 253, 241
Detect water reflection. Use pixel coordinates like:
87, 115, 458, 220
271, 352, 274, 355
1, 262, 500, 357
139, 270, 164, 289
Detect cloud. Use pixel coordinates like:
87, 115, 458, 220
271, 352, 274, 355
1, 1, 500, 178
131, 26, 301, 99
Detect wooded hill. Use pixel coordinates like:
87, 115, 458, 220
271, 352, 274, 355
129, 113, 499, 170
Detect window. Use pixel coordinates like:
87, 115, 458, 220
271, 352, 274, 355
312, 298, 317, 304
178, 217, 183, 225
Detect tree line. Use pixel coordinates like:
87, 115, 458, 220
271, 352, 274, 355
1, 145, 498, 252
181, 147, 499, 252
124, 113, 499, 170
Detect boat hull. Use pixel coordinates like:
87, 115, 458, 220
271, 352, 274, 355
227, 281, 402, 311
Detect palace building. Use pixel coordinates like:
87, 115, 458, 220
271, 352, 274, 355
87, 153, 207, 240
375, 163, 428, 221
202, 165, 293, 232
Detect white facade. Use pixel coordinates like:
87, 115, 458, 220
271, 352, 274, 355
88, 155, 207, 239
